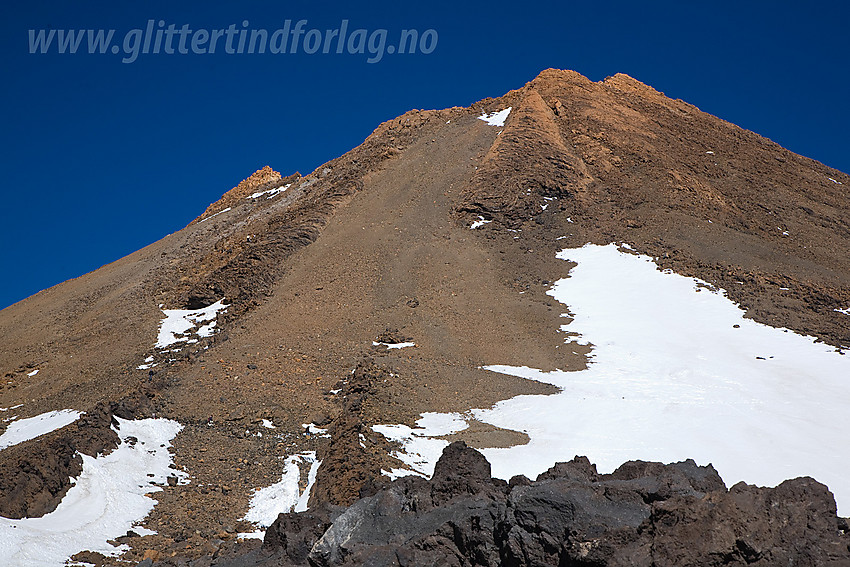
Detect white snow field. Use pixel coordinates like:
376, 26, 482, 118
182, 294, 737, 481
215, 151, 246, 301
0, 409, 82, 450
477, 107, 512, 127
241, 451, 321, 539
155, 299, 228, 348
0, 417, 184, 567
374, 243, 850, 514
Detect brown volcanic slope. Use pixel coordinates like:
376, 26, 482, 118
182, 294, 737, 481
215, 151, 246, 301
1, 69, 848, 563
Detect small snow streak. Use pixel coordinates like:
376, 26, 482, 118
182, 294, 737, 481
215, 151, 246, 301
470, 216, 492, 230
478, 107, 512, 127
198, 207, 231, 223
248, 183, 291, 200
302, 423, 330, 436
242, 452, 321, 529
372, 341, 416, 349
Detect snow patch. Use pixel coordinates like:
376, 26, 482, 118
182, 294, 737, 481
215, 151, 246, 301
132, 525, 157, 537
0, 409, 82, 451
196, 320, 218, 338
26, 369, 39, 377
303, 423, 330, 436
0, 417, 184, 566
372, 413, 468, 479
480, 245, 850, 515
372, 244, 850, 515
295, 458, 320, 513
470, 216, 492, 230
242, 452, 320, 529
478, 107, 512, 127
155, 299, 228, 349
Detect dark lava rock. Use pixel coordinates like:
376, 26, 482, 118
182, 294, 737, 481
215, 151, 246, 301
71, 550, 106, 565
264, 503, 337, 565
182, 442, 850, 567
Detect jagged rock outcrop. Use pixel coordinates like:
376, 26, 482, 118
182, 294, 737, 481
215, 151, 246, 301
196, 167, 292, 222
185, 442, 848, 566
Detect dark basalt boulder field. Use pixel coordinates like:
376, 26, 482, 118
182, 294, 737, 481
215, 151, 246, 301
161, 442, 850, 567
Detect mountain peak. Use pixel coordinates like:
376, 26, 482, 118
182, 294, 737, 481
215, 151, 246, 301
2, 70, 849, 566
602, 72, 668, 98
238, 165, 282, 190
529, 68, 594, 88
524, 68, 669, 105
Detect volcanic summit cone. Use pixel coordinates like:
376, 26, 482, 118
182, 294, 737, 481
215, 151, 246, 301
1, 69, 848, 565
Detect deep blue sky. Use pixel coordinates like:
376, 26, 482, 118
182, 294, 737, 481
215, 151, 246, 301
2, 1, 848, 310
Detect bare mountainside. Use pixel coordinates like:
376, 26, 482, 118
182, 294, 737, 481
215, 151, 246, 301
1, 69, 848, 565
